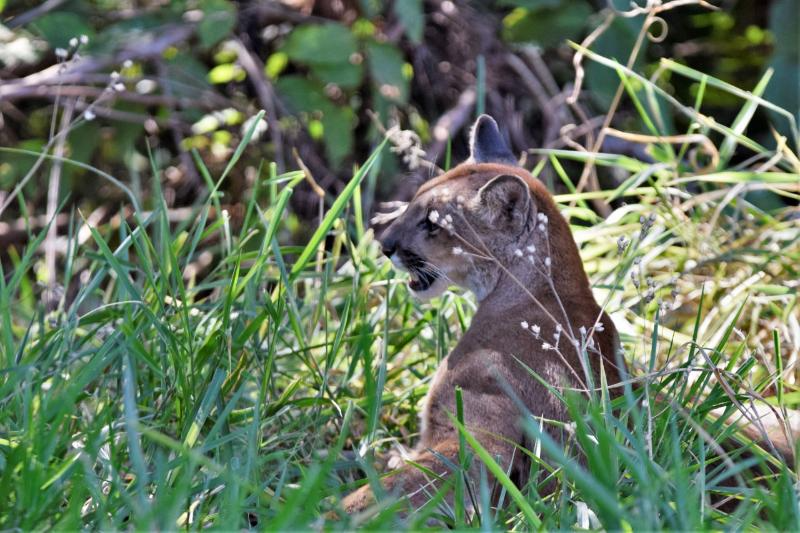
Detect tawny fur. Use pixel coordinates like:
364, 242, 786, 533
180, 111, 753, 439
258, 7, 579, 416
342, 161, 624, 514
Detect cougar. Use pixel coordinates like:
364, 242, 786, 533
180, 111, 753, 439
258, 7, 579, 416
341, 115, 797, 515
342, 115, 623, 514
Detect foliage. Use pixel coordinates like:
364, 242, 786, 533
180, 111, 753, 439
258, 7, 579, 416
1, 0, 796, 213
1, 49, 800, 527
0, 0, 799, 530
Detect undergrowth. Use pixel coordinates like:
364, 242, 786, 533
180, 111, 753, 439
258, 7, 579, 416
1, 12, 800, 531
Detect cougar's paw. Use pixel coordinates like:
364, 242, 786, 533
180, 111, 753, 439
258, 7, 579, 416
341, 483, 376, 513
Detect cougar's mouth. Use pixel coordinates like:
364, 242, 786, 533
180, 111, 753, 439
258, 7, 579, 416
407, 268, 438, 292
390, 251, 439, 292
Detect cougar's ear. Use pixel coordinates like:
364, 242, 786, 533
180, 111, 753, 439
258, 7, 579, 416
469, 114, 517, 165
474, 174, 534, 230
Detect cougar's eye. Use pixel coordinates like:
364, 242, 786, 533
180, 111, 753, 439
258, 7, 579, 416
418, 211, 439, 235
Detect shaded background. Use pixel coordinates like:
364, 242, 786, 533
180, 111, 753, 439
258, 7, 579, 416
1, 0, 798, 243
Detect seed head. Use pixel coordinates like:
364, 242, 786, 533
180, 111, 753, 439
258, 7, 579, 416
617, 236, 629, 255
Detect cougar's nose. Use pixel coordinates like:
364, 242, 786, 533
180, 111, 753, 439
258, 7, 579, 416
381, 240, 396, 258
380, 233, 397, 258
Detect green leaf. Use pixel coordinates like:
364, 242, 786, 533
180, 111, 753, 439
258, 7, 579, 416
366, 41, 410, 103
31, 12, 95, 49
309, 62, 363, 88
393, 0, 424, 43
502, 1, 592, 47
275, 76, 357, 165
283, 23, 358, 65
199, 0, 237, 49
208, 63, 246, 84
265, 52, 289, 79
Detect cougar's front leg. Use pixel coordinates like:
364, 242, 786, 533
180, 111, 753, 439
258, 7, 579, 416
341, 394, 521, 513
342, 438, 469, 513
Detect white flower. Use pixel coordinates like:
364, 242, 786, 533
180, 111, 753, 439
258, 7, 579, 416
452, 246, 463, 255
55, 48, 68, 58
555, 324, 562, 333
110, 71, 120, 80
444, 214, 453, 224
537, 213, 548, 224
579, 326, 587, 337
428, 210, 440, 223
520, 321, 529, 329
542, 342, 553, 350
595, 322, 604, 332
544, 257, 551, 267
69, 37, 78, 47
113, 82, 126, 92
122, 59, 133, 69
530, 324, 541, 337
526, 245, 536, 253
514, 248, 523, 257
80, 35, 89, 45
83, 109, 96, 121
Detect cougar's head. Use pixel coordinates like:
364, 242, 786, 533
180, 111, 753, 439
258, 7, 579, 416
379, 115, 538, 300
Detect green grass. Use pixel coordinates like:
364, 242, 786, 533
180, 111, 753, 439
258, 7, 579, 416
2, 37, 800, 532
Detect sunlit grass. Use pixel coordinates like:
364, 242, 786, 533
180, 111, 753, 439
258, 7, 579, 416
1, 28, 799, 531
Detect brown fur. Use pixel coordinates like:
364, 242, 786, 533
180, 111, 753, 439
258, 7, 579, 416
341, 160, 624, 514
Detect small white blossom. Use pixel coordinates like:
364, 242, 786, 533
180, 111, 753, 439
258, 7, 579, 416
555, 324, 562, 333
542, 342, 553, 350
537, 213, 548, 224
110, 71, 120, 80
80, 35, 89, 45
595, 322, 605, 332
428, 210, 440, 223
520, 321, 529, 329
526, 245, 536, 253
617, 235, 629, 255
83, 109, 96, 121
452, 246, 463, 255
544, 257, 551, 267
113, 82, 126, 92
579, 326, 587, 337
122, 59, 133, 69
444, 214, 453, 224
55, 48, 68, 58
530, 324, 541, 337
69, 37, 78, 47
514, 248, 523, 257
